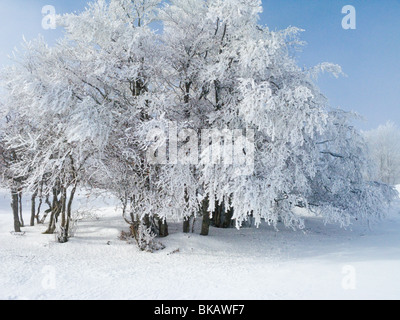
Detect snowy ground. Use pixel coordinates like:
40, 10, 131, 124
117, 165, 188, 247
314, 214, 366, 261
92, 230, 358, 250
1, 188, 400, 300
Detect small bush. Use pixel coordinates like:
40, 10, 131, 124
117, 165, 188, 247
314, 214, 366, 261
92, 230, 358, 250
119, 224, 165, 253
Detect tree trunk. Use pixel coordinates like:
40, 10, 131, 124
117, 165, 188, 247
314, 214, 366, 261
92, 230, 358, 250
43, 210, 56, 234
30, 191, 37, 227
18, 191, 24, 227
40, 196, 51, 224
184, 81, 191, 118
223, 207, 234, 228
191, 217, 196, 233
129, 221, 141, 244
58, 186, 73, 244
67, 186, 76, 220
57, 194, 69, 243
36, 197, 43, 224
183, 216, 191, 233
60, 188, 67, 228
213, 202, 223, 228
64, 185, 77, 243
200, 197, 210, 236
143, 214, 151, 229
11, 189, 21, 233
43, 189, 59, 234
158, 218, 169, 238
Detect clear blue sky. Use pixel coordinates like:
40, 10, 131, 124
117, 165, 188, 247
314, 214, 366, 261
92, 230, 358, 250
1, 0, 399, 130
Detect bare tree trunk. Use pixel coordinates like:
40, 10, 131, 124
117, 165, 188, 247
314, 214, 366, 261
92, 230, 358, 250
11, 189, 21, 233
213, 202, 223, 228
158, 218, 169, 237
191, 217, 196, 233
30, 191, 38, 227
200, 197, 210, 236
44, 210, 56, 234
223, 207, 234, 228
182, 184, 193, 233
40, 196, 52, 224
57, 188, 68, 243
36, 197, 43, 224
67, 185, 76, 220
43, 189, 59, 234
60, 188, 67, 228
18, 191, 24, 227
184, 81, 191, 118
63, 184, 77, 243
183, 216, 192, 233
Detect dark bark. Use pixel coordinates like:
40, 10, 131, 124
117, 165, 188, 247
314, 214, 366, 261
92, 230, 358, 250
223, 207, 234, 228
158, 218, 169, 238
57, 193, 68, 244
60, 188, 67, 228
183, 185, 192, 233
200, 197, 210, 236
18, 191, 24, 227
183, 217, 191, 233
191, 217, 196, 233
43, 210, 56, 234
184, 81, 191, 118
43, 189, 59, 234
40, 196, 52, 224
211, 201, 233, 229
36, 197, 43, 224
30, 191, 38, 227
143, 214, 151, 229
214, 80, 222, 110
58, 184, 77, 244
11, 189, 21, 233
213, 202, 223, 228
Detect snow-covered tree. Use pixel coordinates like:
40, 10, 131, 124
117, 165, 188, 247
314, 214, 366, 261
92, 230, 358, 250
56, 0, 169, 244
169, 0, 397, 230
309, 111, 397, 226
1, 37, 95, 240
364, 121, 400, 185
0, 112, 24, 233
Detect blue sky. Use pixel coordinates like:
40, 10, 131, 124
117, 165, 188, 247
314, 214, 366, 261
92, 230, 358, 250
1, 0, 399, 130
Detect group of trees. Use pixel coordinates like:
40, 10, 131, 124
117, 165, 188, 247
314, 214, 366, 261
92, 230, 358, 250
0, 0, 396, 250
364, 122, 400, 186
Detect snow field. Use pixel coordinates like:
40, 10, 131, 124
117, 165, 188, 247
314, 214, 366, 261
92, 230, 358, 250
1, 189, 400, 300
